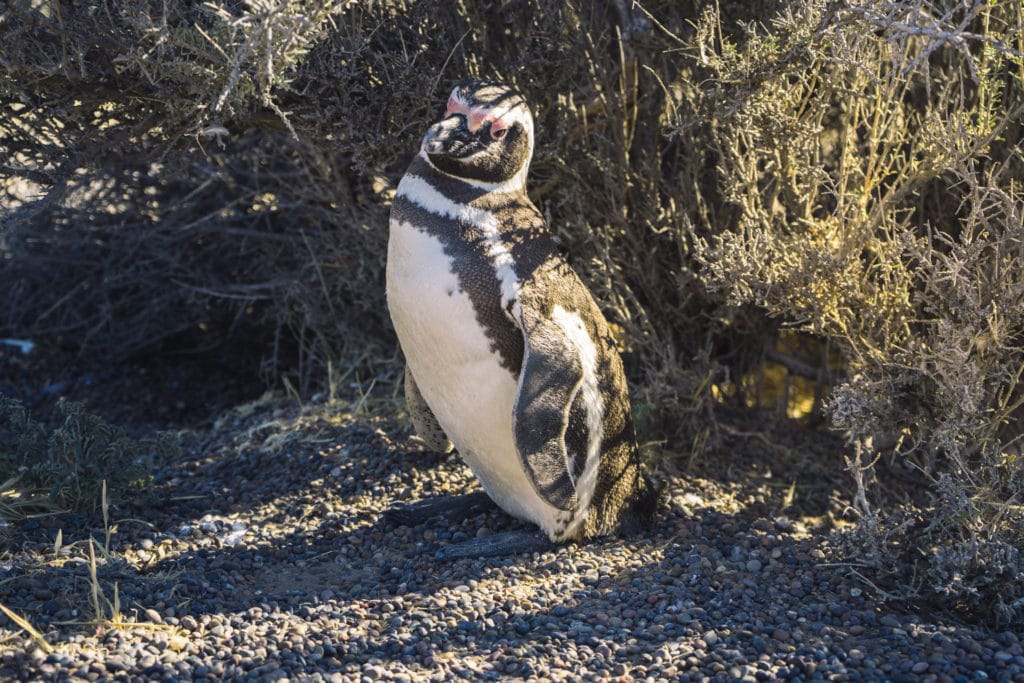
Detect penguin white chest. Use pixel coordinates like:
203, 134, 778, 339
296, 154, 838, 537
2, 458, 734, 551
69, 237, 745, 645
385, 219, 506, 394
386, 217, 557, 529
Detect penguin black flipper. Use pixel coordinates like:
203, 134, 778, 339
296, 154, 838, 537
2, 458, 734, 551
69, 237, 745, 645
511, 268, 604, 517
405, 365, 453, 454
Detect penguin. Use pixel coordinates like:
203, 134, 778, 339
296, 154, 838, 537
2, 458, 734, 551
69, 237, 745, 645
385, 79, 659, 558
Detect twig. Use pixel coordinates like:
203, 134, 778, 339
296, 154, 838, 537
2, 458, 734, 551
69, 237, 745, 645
765, 348, 833, 384
429, 27, 472, 101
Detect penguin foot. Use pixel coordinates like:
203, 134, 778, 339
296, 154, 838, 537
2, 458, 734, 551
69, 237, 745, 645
384, 491, 495, 527
434, 531, 557, 560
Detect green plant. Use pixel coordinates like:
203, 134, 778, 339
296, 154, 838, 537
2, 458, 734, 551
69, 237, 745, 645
0, 397, 177, 518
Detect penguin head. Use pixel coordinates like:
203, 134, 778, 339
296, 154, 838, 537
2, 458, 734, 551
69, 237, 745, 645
421, 79, 534, 190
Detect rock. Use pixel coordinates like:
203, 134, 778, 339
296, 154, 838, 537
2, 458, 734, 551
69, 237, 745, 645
167, 635, 188, 653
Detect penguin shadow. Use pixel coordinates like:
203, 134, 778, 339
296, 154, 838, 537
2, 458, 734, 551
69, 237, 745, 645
139, 427, 851, 682
74, 439, 671, 644
379, 488, 562, 560
127, 448, 536, 616
291, 490, 703, 678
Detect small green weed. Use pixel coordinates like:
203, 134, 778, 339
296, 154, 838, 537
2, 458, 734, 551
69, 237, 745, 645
0, 396, 178, 520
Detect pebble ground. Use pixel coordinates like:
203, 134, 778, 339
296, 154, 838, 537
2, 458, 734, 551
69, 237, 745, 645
1, 397, 1021, 682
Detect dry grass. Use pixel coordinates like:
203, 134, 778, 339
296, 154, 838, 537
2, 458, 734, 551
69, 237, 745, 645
0, 601, 53, 654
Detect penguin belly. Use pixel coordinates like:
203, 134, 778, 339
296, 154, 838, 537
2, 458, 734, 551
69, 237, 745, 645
386, 219, 561, 534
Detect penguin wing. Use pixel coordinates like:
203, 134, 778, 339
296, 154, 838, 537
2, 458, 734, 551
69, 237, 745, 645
512, 278, 604, 512
404, 365, 454, 454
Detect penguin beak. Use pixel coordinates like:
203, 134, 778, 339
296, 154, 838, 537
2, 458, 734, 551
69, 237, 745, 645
422, 114, 478, 158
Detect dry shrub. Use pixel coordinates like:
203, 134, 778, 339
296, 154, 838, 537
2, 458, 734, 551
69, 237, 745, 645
2, 0, 1023, 620
684, 0, 1024, 621
1, 1, 398, 387
2, 124, 394, 388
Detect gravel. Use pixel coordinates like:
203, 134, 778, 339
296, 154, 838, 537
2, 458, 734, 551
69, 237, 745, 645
1, 397, 1020, 681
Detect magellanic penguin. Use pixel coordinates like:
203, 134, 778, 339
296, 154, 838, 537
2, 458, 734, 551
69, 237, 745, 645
386, 79, 660, 558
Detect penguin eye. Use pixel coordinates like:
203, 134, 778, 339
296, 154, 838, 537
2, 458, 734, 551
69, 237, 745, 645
490, 123, 508, 141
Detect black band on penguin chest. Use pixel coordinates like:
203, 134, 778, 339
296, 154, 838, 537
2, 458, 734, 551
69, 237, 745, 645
391, 185, 524, 374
